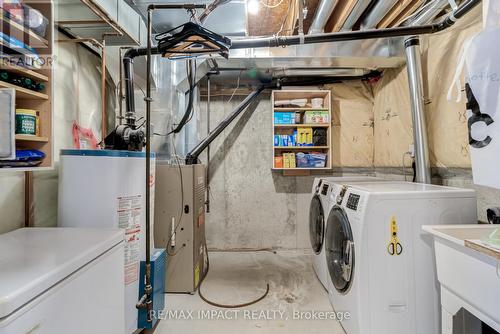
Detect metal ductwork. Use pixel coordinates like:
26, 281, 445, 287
404, 0, 451, 26
341, 0, 372, 31
405, 38, 431, 184
403, 0, 459, 184
308, 0, 338, 34
361, 0, 398, 29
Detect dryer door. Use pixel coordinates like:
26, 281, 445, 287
309, 194, 325, 254
326, 206, 355, 293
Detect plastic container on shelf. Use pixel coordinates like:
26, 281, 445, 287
296, 152, 327, 168
1, 2, 49, 38
274, 112, 295, 124
274, 156, 283, 168
23, 5, 49, 38
311, 98, 324, 108
15, 108, 39, 136
304, 110, 330, 124
308, 152, 327, 167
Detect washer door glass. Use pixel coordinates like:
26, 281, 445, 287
309, 194, 325, 254
326, 206, 355, 293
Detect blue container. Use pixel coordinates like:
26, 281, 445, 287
274, 112, 295, 124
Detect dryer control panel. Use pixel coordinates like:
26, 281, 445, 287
346, 193, 361, 211
321, 183, 329, 196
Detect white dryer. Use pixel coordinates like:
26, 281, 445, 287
309, 176, 381, 290
325, 181, 477, 334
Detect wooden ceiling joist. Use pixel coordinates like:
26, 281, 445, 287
324, 0, 357, 33
378, 0, 415, 29
282, 0, 299, 36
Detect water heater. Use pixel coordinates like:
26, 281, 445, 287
58, 149, 155, 334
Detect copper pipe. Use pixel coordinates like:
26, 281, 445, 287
24, 171, 34, 227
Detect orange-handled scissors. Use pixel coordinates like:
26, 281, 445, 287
387, 217, 403, 256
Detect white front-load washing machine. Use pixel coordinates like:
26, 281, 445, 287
325, 181, 477, 334
309, 176, 382, 290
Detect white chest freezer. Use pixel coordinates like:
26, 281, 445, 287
0, 228, 125, 334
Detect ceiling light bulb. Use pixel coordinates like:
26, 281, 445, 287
247, 0, 259, 15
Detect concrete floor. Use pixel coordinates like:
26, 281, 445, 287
151, 251, 346, 334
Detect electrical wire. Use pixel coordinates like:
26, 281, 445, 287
227, 70, 242, 104
276, 0, 298, 36
161, 133, 186, 257
402, 152, 413, 181
168, 59, 197, 135
198, 243, 270, 308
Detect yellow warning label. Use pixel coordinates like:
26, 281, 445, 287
194, 263, 200, 287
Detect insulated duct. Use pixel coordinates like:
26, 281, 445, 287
403, 0, 461, 183
122, 0, 480, 130
308, 0, 337, 34
360, 0, 398, 29
405, 38, 431, 183
341, 0, 372, 31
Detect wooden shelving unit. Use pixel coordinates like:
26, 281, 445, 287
274, 124, 329, 128
0, 9, 49, 48
272, 90, 332, 174
0, 1, 54, 171
0, 62, 49, 82
0, 81, 49, 100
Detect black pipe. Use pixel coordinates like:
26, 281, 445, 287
123, 57, 136, 126
185, 86, 265, 164
147, 4, 207, 10
278, 71, 381, 86
230, 25, 437, 49
439, 0, 480, 29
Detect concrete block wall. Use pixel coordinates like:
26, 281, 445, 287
197, 92, 500, 251
197, 93, 376, 250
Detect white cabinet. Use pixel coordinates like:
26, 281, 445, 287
0, 228, 125, 334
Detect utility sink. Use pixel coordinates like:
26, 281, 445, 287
423, 225, 498, 244
423, 225, 500, 334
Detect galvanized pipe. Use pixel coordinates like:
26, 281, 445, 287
361, 0, 398, 29
341, 0, 372, 31
404, 0, 451, 26
405, 37, 431, 183
308, 0, 337, 34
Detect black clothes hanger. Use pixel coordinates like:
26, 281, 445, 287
155, 22, 231, 59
